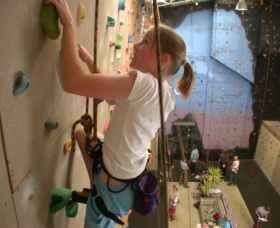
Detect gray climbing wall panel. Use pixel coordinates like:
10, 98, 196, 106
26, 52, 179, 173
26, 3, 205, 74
255, 121, 280, 195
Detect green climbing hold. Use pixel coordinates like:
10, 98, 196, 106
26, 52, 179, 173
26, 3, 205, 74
40, 3, 60, 39
106, 16, 116, 27
49, 187, 72, 214
115, 33, 123, 50
66, 200, 78, 218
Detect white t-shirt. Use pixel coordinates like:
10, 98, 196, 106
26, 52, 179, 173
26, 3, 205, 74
231, 160, 240, 173
103, 71, 175, 179
180, 160, 189, 171
257, 206, 269, 218
190, 149, 199, 162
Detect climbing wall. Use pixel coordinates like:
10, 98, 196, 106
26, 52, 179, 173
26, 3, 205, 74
0, 0, 143, 227
255, 121, 280, 195
161, 4, 255, 150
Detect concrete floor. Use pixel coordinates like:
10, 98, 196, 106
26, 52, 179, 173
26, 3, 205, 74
168, 182, 253, 228
129, 159, 280, 228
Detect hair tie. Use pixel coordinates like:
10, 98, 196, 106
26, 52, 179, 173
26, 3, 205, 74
182, 59, 186, 66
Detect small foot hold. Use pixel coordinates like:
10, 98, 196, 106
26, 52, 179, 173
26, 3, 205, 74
128, 34, 133, 43
13, 72, 30, 96
64, 138, 72, 153
77, 3, 87, 26
115, 33, 123, 49
109, 41, 115, 48
45, 121, 59, 130
106, 16, 116, 27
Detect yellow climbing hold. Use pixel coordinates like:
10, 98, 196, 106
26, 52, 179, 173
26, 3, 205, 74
64, 138, 72, 153
77, 3, 87, 26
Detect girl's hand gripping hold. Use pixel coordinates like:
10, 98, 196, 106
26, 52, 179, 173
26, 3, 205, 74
44, 0, 74, 27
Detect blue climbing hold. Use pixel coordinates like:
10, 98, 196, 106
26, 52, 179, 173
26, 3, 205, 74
13, 72, 30, 96
118, 0, 126, 11
128, 34, 133, 43
45, 121, 59, 130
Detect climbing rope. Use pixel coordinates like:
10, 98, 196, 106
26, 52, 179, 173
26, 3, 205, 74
92, 0, 100, 140
70, 0, 100, 153
152, 1, 169, 227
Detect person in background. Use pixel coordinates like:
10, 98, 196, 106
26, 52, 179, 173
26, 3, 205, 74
179, 157, 189, 188
169, 185, 180, 220
197, 170, 207, 195
219, 214, 231, 228
167, 148, 174, 169
190, 144, 199, 175
195, 159, 208, 179
218, 150, 229, 178
212, 212, 220, 225
228, 156, 240, 186
253, 204, 270, 228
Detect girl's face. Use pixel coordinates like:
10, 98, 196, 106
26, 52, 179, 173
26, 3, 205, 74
129, 31, 157, 76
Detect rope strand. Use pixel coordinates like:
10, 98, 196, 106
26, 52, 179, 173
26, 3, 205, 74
152, 1, 169, 227
92, 0, 99, 140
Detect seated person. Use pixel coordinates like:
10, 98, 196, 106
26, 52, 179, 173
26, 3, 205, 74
219, 214, 230, 228
195, 159, 208, 179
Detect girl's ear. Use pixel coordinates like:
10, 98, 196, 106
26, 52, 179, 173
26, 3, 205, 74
161, 53, 170, 65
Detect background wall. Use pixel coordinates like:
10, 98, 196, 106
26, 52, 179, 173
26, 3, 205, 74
160, 0, 280, 157
0, 0, 143, 227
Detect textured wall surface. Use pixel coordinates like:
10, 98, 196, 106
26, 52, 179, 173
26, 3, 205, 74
162, 6, 254, 150
0, 0, 142, 227
255, 121, 280, 195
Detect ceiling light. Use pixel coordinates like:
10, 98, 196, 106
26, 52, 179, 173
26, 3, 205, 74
157, 0, 166, 5
235, 0, 248, 11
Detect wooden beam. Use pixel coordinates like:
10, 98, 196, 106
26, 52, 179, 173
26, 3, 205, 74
175, 125, 186, 161
174, 122, 195, 126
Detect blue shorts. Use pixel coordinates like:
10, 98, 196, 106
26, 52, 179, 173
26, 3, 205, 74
84, 168, 134, 228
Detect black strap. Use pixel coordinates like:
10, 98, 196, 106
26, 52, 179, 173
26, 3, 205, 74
106, 176, 130, 193
72, 188, 91, 204
85, 138, 103, 173
91, 185, 125, 225
102, 162, 134, 183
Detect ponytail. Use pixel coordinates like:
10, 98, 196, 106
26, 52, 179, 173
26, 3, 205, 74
176, 62, 194, 100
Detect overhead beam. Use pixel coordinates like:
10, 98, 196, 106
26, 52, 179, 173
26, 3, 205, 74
173, 122, 195, 126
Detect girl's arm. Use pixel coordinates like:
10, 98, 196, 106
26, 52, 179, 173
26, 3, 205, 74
78, 44, 101, 73
78, 44, 116, 105
45, 0, 135, 101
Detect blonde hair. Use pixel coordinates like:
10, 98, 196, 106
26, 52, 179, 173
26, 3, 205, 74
224, 214, 230, 221
149, 24, 194, 99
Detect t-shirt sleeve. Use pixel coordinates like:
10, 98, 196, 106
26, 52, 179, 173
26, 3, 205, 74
127, 71, 143, 101
127, 71, 157, 104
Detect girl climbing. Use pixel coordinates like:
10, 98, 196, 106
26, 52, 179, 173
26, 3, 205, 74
44, 0, 194, 227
